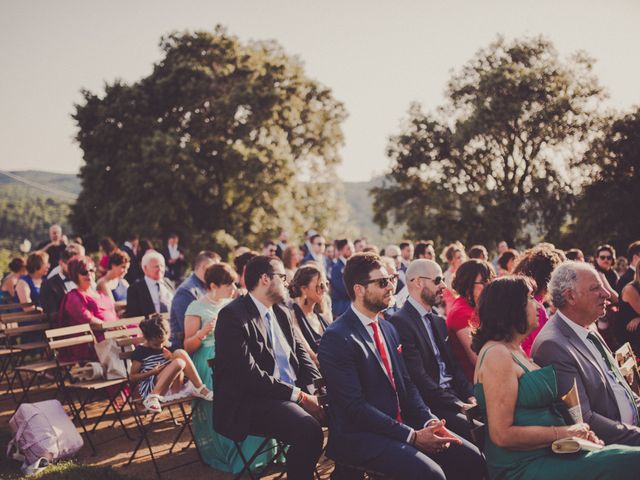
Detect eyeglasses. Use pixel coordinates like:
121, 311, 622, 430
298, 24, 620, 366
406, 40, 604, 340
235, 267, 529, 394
79, 268, 96, 276
316, 282, 328, 293
268, 249, 277, 254
598, 255, 613, 261
362, 274, 399, 289
413, 276, 444, 285
269, 272, 288, 283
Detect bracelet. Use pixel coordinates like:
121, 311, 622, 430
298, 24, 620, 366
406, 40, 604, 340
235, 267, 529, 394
551, 425, 558, 441
296, 392, 306, 405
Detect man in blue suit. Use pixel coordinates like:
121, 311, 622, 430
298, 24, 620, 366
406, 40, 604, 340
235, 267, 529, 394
330, 238, 353, 318
318, 253, 484, 480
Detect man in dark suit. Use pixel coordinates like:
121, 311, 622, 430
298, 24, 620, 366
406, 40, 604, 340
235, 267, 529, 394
617, 240, 640, 294
302, 234, 327, 273
121, 234, 143, 284
214, 256, 325, 479
40, 243, 83, 322
161, 234, 186, 284
330, 239, 353, 318
125, 250, 174, 318
389, 259, 476, 440
318, 253, 483, 480
532, 261, 640, 445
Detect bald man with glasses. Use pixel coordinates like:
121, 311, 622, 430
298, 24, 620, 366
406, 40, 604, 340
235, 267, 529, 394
388, 259, 476, 441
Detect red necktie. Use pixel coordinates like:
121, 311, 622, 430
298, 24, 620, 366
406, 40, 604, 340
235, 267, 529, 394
370, 320, 402, 423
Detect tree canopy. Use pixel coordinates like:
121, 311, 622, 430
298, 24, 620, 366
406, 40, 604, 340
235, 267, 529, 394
372, 36, 606, 249
565, 108, 640, 255
72, 26, 348, 255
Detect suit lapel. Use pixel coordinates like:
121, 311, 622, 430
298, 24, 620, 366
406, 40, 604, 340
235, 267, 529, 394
404, 302, 437, 362
242, 295, 272, 354
142, 281, 156, 313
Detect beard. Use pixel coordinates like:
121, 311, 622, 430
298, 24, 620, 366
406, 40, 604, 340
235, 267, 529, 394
363, 289, 392, 313
266, 282, 286, 305
420, 287, 439, 307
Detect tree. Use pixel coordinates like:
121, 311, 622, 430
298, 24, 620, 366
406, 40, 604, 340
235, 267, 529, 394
372, 36, 606, 249
564, 108, 640, 255
72, 26, 348, 256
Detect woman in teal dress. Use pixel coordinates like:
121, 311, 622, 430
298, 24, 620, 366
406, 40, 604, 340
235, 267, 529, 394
472, 275, 640, 480
183, 262, 277, 474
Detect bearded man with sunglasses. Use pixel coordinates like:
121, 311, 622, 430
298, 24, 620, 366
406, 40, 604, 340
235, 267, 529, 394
213, 255, 324, 479
388, 259, 476, 442
318, 253, 483, 479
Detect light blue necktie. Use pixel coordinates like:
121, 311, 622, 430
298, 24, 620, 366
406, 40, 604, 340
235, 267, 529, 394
264, 311, 296, 385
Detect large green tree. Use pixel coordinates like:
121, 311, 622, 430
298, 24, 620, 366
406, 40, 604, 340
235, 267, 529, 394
372, 36, 605, 249
564, 108, 640, 255
72, 26, 348, 255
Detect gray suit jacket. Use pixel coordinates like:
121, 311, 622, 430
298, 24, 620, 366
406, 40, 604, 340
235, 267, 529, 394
531, 313, 640, 446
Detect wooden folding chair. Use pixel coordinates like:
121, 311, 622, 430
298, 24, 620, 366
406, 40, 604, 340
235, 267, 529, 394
114, 327, 203, 479
616, 342, 640, 396
46, 324, 131, 455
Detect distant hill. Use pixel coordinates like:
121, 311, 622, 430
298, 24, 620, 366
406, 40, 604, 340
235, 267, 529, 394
0, 170, 400, 251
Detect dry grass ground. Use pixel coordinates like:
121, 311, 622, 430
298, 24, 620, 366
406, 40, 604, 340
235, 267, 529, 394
0, 378, 334, 479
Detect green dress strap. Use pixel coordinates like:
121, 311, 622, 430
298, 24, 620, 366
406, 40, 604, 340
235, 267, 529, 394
477, 344, 499, 369
510, 353, 531, 373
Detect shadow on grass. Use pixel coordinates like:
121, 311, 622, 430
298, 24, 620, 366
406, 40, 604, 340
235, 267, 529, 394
0, 429, 140, 480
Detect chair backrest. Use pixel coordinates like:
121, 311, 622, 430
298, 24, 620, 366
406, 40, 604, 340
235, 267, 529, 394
464, 404, 486, 451
46, 324, 96, 353
1, 311, 50, 345
0, 302, 34, 312
616, 342, 640, 395
102, 316, 144, 341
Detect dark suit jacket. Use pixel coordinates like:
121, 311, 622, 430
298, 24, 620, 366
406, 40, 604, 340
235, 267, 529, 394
125, 278, 174, 318
39, 274, 68, 321
617, 268, 636, 295
330, 259, 350, 317
213, 294, 320, 441
532, 313, 640, 446
389, 301, 473, 411
318, 307, 436, 464
121, 244, 143, 284
161, 246, 186, 283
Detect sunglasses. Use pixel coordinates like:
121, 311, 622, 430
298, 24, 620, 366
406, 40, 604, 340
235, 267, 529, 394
598, 255, 613, 261
79, 268, 96, 276
316, 282, 328, 292
413, 276, 444, 285
362, 274, 399, 289
268, 272, 288, 283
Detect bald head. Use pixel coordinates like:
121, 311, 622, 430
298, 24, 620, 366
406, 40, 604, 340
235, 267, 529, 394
406, 259, 442, 283
406, 259, 445, 309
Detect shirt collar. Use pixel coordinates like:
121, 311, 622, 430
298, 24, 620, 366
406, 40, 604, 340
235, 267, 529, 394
249, 292, 274, 320
144, 276, 161, 290
351, 303, 379, 327
557, 309, 591, 341
339, 256, 348, 264
407, 295, 431, 318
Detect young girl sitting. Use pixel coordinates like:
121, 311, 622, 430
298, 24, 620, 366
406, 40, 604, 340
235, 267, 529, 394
130, 314, 213, 413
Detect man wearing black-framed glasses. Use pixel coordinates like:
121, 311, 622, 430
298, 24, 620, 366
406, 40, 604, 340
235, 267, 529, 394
319, 253, 483, 479
389, 259, 477, 442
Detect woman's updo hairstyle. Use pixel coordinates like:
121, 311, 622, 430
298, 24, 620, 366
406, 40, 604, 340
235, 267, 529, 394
288, 263, 323, 299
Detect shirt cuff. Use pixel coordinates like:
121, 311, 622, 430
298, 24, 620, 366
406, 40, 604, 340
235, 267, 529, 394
425, 418, 439, 427
290, 386, 301, 402
406, 428, 415, 444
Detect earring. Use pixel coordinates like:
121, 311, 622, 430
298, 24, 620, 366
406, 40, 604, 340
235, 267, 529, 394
304, 297, 308, 306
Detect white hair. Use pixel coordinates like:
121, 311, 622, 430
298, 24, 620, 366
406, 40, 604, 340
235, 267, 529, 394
549, 261, 596, 309
141, 250, 165, 269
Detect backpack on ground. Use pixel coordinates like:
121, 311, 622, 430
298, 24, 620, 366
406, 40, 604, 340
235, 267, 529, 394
7, 399, 83, 474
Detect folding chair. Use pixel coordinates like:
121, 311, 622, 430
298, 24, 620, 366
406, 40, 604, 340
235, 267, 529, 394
616, 342, 640, 395
0, 310, 62, 404
207, 358, 287, 480
464, 404, 486, 452
115, 327, 203, 479
46, 323, 132, 455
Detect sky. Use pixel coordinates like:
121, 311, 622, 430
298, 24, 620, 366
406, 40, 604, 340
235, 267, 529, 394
1, 0, 639, 183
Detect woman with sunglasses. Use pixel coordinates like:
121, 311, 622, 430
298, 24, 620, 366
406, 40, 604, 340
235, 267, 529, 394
58, 255, 118, 363
288, 262, 331, 367
593, 244, 620, 305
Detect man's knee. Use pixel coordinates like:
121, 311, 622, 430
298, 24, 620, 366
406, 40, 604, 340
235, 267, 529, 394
294, 414, 323, 451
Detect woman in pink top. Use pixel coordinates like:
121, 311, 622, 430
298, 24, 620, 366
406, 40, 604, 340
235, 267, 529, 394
447, 259, 495, 382
513, 244, 564, 355
58, 255, 119, 362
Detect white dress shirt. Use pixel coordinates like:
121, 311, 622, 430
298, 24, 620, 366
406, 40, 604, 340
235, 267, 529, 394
144, 276, 173, 313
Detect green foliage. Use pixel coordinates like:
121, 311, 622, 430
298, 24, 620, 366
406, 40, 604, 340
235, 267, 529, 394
372, 36, 606, 249
0, 184, 72, 251
564, 108, 640, 254
72, 26, 348, 252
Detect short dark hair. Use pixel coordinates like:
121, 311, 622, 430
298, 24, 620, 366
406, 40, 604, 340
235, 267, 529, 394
564, 249, 584, 262
61, 243, 83, 263
596, 244, 616, 259
289, 263, 324, 299
263, 240, 276, 248
513, 245, 563, 297
108, 249, 130, 269
99, 237, 117, 254
194, 250, 220, 270
204, 262, 237, 288
497, 249, 518, 271
343, 252, 383, 301
399, 241, 412, 251
414, 240, 434, 259
310, 234, 323, 244
67, 255, 95, 284
627, 241, 640, 261
334, 239, 349, 251
245, 256, 280, 292
140, 314, 170, 342
468, 245, 488, 260
234, 250, 258, 277
452, 259, 496, 307
471, 276, 532, 353
26, 251, 48, 274
8, 257, 25, 273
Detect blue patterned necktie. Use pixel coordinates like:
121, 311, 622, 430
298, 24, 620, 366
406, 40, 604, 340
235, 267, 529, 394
264, 311, 295, 385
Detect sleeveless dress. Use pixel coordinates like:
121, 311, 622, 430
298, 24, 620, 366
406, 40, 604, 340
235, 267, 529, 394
185, 299, 277, 474
111, 279, 128, 302
616, 283, 640, 352
14, 274, 41, 305
475, 348, 640, 479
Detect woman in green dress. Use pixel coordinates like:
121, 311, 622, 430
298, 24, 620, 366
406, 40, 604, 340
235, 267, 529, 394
183, 262, 277, 474
472, 275, 640, 480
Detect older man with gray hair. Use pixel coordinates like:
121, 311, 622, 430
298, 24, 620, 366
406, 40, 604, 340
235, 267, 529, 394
531, 260, 640, 445
125, 250, 175, 318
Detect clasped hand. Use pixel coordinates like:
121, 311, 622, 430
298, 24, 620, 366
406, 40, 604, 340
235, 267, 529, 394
414, 419, 462, 454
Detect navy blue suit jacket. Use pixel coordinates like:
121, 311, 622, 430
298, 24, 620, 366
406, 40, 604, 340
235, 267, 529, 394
318, 306, 436, 464
330, 259, 350, 317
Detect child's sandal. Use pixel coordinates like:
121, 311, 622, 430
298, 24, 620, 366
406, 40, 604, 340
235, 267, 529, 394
143, 394, 162, 413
